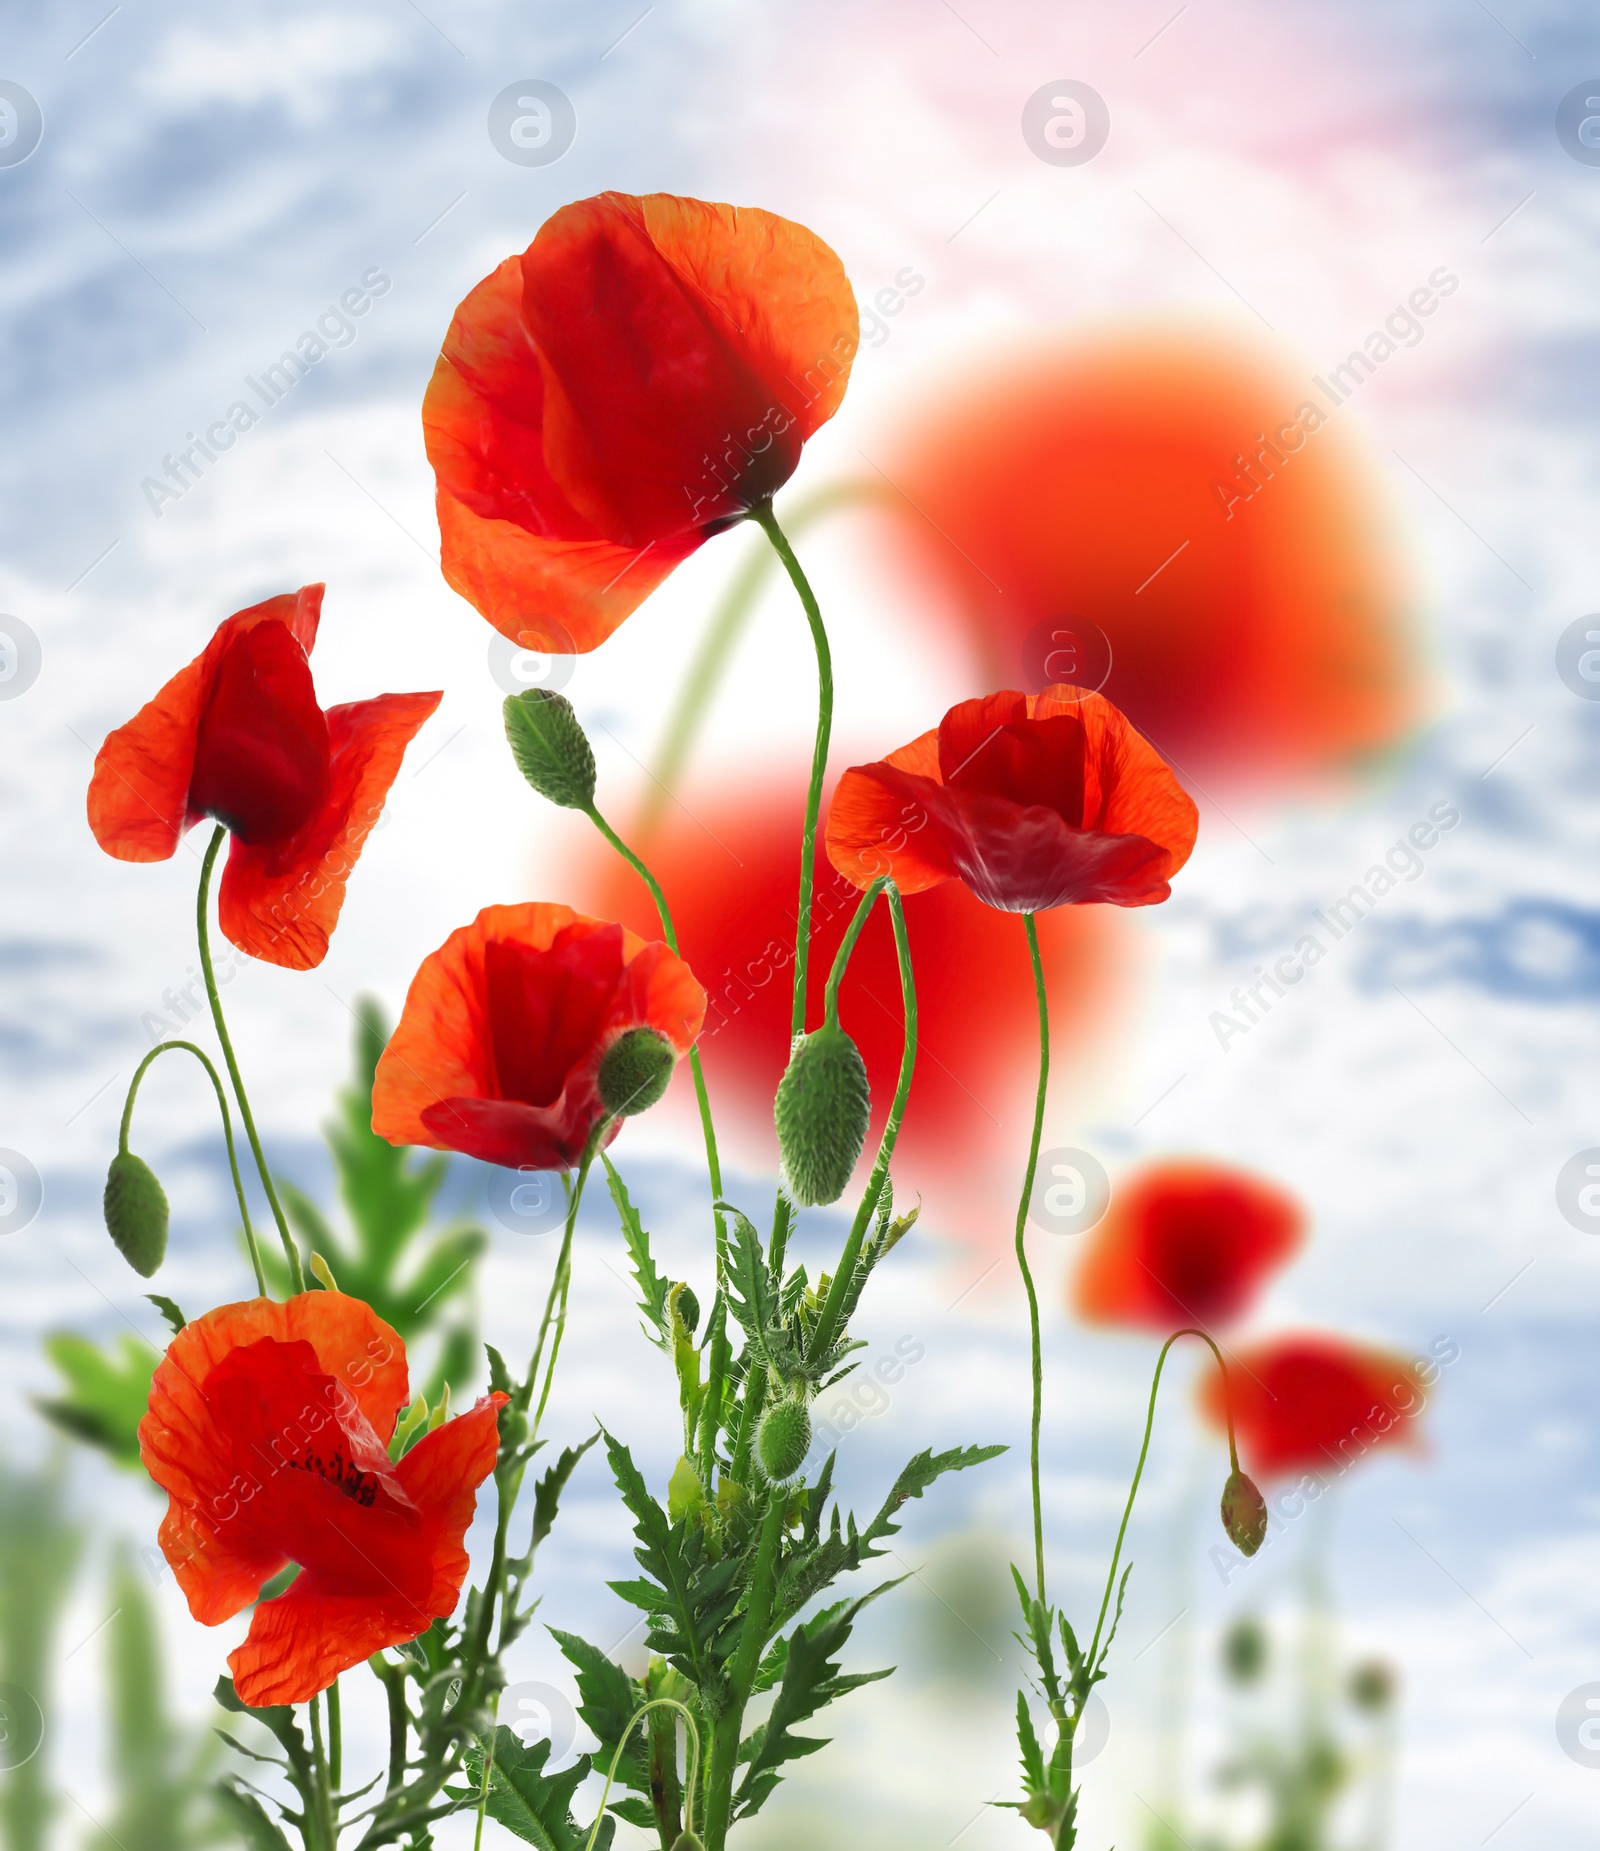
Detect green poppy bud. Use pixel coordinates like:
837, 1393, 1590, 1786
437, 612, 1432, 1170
773, 1020, 870, 1206
1220, 1467, 1268, 1556
757, 1395, 811, 1482
104, 1150, 169, 1278
598, 1028, 676, 1117
1222, 1617, 1267, 1683
502, 689, 596, 810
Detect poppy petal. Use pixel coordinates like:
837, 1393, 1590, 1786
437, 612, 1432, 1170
87, 586, 324, 863
424, 192, 856, 650
217, 689, 442, 971
228, 1393, 504, 1706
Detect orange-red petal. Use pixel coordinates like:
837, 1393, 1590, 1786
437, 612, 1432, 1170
87, 586, 324, 863
217, 689, 441, 971
373, 902, 706, 1170
424, 191, 858, 649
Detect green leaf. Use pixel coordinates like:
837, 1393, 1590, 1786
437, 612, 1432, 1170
722, 1204, 775, 1349
213, 1779, 295, 1850
1015, 1688, 1046, 1798
145, 1294, 187, 1334
732, 1587, 896, 1820
531, 1431, 600, 1558
33, 1332, 159, 1469
601, 1432, 740, 1695
549, 1630, 648, 1795
604, 1157, 670, 1346
461, 1727, 613, 1851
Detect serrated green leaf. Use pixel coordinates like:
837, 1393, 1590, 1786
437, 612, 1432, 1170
461, 1727, 612, 1850
531, 1431, 600, 1557
145, 1293, 187, 1334
604, 1157, 670, 1347
732, 1587, 896, 1821
1015, 1688, 1046, 1797
549, 1630, 648, 1796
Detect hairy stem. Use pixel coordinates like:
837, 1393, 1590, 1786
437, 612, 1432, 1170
196, 826, 303, 1292
702, 1492, 785, 1850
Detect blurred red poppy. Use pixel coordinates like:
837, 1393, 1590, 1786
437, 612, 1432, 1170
87, 583, 441, 971
1197, 1333, 1427, 1482
372, 902, 706, 1171
422, 191, 859, 653
1073, 1159, 1303, 1333
572, 779, 1122, 1222
138, 1291, 505, 1707
826, 688, 1197, 912
873, 328, 1416, 788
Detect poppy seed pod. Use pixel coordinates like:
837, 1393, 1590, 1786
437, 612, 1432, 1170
104, 1150, 169, 1278
1220, 1467, 1268, 1556
503, 690, 597, 810
757, 1395, 812, 1482
774, 1020, 871, 1206
598, 1027, 676, 1117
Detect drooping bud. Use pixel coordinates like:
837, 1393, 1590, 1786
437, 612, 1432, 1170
104, 1150, 169, 1278
1219, 1467, 1268, 1556
773, 1020, 871, 1206
757, 1395, 812, 1482
598, 1028, 676, 1117
502, 689, 596, 809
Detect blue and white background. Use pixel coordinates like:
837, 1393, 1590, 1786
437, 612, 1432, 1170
3, 2, 1600, 1846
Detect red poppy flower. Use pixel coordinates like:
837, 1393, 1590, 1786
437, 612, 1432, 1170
871, 327, 1416, 788
571, 777, 1123, 1229
1197, 1333, 1428, 1483
826, 688, 1198, 913
1073, 1160, 1303, 1334
372, 902, 706, 1171
87, 584, 441, 971
422, 190, 858, 652
138, 1291, 505, 1707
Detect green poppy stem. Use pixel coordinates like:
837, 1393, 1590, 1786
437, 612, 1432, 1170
1015, 912, 1051, 1604
584, 802, 726, 1280
119, 1039, 266, 1295
197, 826, 303, 1292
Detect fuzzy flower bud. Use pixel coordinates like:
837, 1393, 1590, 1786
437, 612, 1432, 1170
502, 689, 596, 809
773, 1020, 871, 1206
757, 1395, 812, 1482
104, 1150, 169, 1278
598, 1028, 676, 1117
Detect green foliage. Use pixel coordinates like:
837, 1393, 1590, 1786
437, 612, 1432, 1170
456, 1727, 615, 1850
34, 1331, 159, 1468
732, 1588, 895, 1820
603, 1156, 670, 1347
265, 997, 485, 1398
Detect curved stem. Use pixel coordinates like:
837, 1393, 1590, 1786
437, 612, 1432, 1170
120, 1039, 266, 1295
822, 878, 886, 1025
196, 827, 304, 1292
1015, 912, 1051, 1602
584, 1698, 703, 1851
750, 501, 832, 1042
806, 883, 918, 1368
1085, 1326, 1239, 1673
586, 802, 725, 1279
640, 480, 879, 831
